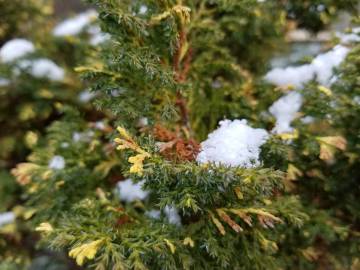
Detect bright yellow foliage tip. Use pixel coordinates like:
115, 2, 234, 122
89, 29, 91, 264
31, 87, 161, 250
69, 239, 104, 266
114, 126, 151, 176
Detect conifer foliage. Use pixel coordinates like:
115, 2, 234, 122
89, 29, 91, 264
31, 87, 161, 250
1, 0, 360, 269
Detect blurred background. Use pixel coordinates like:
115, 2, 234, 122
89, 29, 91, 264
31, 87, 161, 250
54, 0, 86, 16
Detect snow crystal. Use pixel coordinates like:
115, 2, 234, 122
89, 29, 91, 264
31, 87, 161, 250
0, 39, 35, 63
265, 45, 349, 88
197, 119, 269, 168
17, 58, 65, 81
0, 212, 15, 227
164, 205, 181, 226
78, 90, 96, 103
117, 179, 149, 203
269, 91, 303, 134
48, 155, 65, 170
53, 10, 98, 37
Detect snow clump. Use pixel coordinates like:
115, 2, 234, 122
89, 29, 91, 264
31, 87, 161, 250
53, 10, 98, 37
269, 91, 303, 134
48, 155, 65, 170
0, 39, 35, 63
116, 179, 149, 203
197, 119, 269, 168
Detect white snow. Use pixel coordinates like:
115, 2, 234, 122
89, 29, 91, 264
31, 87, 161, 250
269, 91, 303, 134
48, 155, 65, 170
312, 45, 349, 86
78, 90, 96, 103
17, 58, 65, 81
265, 45, 350, 88
145, 209, 161, 219
197, 119, 269, 168
137, 117, 148, 127
0, 39, 35, 63
139, 5, 148, 14
164, 205, 181, 226
53, 10, 98, 37
336, 27, 360, 44
94, 121, 106, 130
265, 64, 315, 89
116, 179, 149, 203
87, 25, 110, 46
0, 212, 15, 227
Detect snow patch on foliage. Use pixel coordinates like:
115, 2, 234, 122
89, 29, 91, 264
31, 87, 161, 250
139, 5, 148, 14
145, 209, 161, 219
336, 27, 360, 44
0, 39, 35, 63
197, 119, 269, 168
53, 10, 109, 46
164, 205, 181, 226
53, 10, 98, 37
269, 92, 303, 134
78, 90, 96, 103
0, 212, 15, 227
17, 58, 65, 81
48, 155, 65, 170
87, 25, 110, 45
265, 45, 349, 88
116, 179, 149, 203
